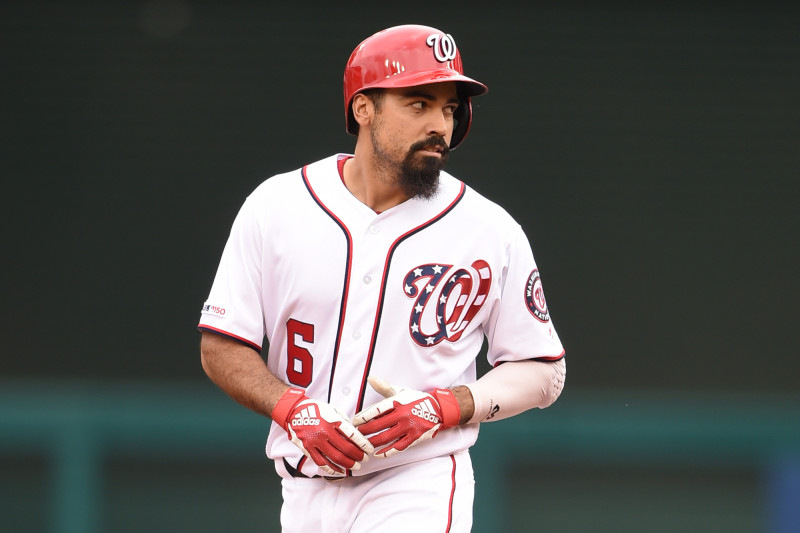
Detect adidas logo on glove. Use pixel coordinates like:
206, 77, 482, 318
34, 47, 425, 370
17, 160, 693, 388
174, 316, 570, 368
411, 399, 441, 424
291, 406, 321, 426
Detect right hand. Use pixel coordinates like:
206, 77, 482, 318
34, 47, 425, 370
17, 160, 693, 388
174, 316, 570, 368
272, 388, 374, 476
353, 377, 460, 458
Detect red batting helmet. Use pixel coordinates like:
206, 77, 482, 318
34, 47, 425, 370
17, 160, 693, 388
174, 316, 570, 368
343, 24, 488, 149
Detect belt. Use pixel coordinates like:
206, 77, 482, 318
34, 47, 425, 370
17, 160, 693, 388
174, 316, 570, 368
283, 458, 346, 482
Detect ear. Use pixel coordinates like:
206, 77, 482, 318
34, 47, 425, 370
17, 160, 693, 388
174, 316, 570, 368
351, 93, 374, 129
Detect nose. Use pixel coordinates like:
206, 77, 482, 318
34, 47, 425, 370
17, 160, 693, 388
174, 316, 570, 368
426, 109, 449, 138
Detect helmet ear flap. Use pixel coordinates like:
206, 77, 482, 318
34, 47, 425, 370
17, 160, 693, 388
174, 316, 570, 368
450, 99, 473, 150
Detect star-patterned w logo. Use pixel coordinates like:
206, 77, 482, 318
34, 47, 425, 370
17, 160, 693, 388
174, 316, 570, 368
403, 260, 492, 347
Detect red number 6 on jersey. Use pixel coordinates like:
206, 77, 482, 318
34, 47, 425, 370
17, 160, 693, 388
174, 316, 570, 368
286, 319, 313, 387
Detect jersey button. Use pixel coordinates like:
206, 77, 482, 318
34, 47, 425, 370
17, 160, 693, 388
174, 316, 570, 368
363, 275, 372, 284
352, 331, 361, 340
369, 225, 379, 234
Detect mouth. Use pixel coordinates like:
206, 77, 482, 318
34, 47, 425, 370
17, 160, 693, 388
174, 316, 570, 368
415, 143, 448, 158
417, 147, 443, 158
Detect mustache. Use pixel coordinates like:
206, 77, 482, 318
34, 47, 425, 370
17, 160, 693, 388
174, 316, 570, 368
409, 137, 450, 155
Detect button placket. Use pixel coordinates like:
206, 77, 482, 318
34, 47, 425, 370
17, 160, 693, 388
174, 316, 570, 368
328, 219, 388, 413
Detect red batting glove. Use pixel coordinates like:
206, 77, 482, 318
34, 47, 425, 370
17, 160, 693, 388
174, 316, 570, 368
352, 377, 461, 458
272, 388, 374, 475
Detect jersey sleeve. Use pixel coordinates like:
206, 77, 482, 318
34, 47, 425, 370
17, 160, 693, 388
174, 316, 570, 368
484, 224, 564, 366
197, 195, 265, 351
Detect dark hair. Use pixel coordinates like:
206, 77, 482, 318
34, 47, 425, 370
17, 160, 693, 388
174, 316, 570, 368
350, 88, 385, 135
360, 88, 385, 111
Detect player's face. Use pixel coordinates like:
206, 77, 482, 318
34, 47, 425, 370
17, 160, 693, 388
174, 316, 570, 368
369, 82, 460, 199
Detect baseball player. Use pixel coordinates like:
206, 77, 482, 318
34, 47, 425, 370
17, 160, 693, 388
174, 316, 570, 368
198, 24, 566, 532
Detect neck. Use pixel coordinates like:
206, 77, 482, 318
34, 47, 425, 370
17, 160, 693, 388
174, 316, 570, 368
343, 146, 410, 212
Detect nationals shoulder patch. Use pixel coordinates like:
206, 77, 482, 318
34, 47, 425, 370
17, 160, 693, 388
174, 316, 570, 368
524, 269, 550, 322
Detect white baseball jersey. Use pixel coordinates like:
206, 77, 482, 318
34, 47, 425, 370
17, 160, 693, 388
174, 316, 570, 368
198, 153, 564, 478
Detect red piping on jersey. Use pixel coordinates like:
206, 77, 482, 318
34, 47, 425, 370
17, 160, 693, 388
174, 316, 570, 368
301, 165, 354, 404
356, 182, 466, 412
493, 350, 566, 367
197, 325, 261, 352
536, 351, 566, 361
445, 454, 457, 533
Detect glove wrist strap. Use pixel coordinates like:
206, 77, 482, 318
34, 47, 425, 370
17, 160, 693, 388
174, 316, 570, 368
271, 388, 307, 430
432, 388, 461, 429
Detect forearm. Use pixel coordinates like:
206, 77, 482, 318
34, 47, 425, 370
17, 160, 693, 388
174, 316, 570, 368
200, 331, 289, 419
462, 358, 566, 424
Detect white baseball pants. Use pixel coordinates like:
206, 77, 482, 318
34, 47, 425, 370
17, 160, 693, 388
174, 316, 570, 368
279, 451, 475, 533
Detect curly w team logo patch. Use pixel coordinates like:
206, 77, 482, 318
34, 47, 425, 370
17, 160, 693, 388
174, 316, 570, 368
404, 261, 492, 347
525, 269, 550, 322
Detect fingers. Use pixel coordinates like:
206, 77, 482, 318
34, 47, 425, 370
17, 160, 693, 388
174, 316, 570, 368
334, 422, 374, 459
366, 426, 410, 456
315, 441, 359, 472
359, 414, 431, 457
367, 376, 397, 398
369, 425, 436, 458
353, 398, 396, 427
354, 402, 423, 456
318, 423, 373, 470
298, 425, 372, 475
306, 447, 347, 475
373, 439, 409, 458
380, 426, 440, 456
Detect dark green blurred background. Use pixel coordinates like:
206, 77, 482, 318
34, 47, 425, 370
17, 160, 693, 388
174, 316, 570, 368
1, 2, 798, 532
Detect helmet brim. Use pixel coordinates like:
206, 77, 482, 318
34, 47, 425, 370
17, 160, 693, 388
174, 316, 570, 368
361, 69, 488, 97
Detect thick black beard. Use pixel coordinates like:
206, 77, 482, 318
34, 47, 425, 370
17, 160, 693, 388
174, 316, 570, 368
398, 138, 449, 200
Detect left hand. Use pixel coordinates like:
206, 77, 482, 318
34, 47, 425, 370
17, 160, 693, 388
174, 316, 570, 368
272, 388, 373, 476
353, 377, 461, 458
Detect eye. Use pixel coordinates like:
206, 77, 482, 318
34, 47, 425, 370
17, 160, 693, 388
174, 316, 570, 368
411, 101, 426, 110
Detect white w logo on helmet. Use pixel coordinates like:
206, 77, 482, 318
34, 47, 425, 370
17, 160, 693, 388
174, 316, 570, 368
426, 33, 457, 62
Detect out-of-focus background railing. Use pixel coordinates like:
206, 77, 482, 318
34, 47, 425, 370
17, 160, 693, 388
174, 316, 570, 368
2, 381, 798, 532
